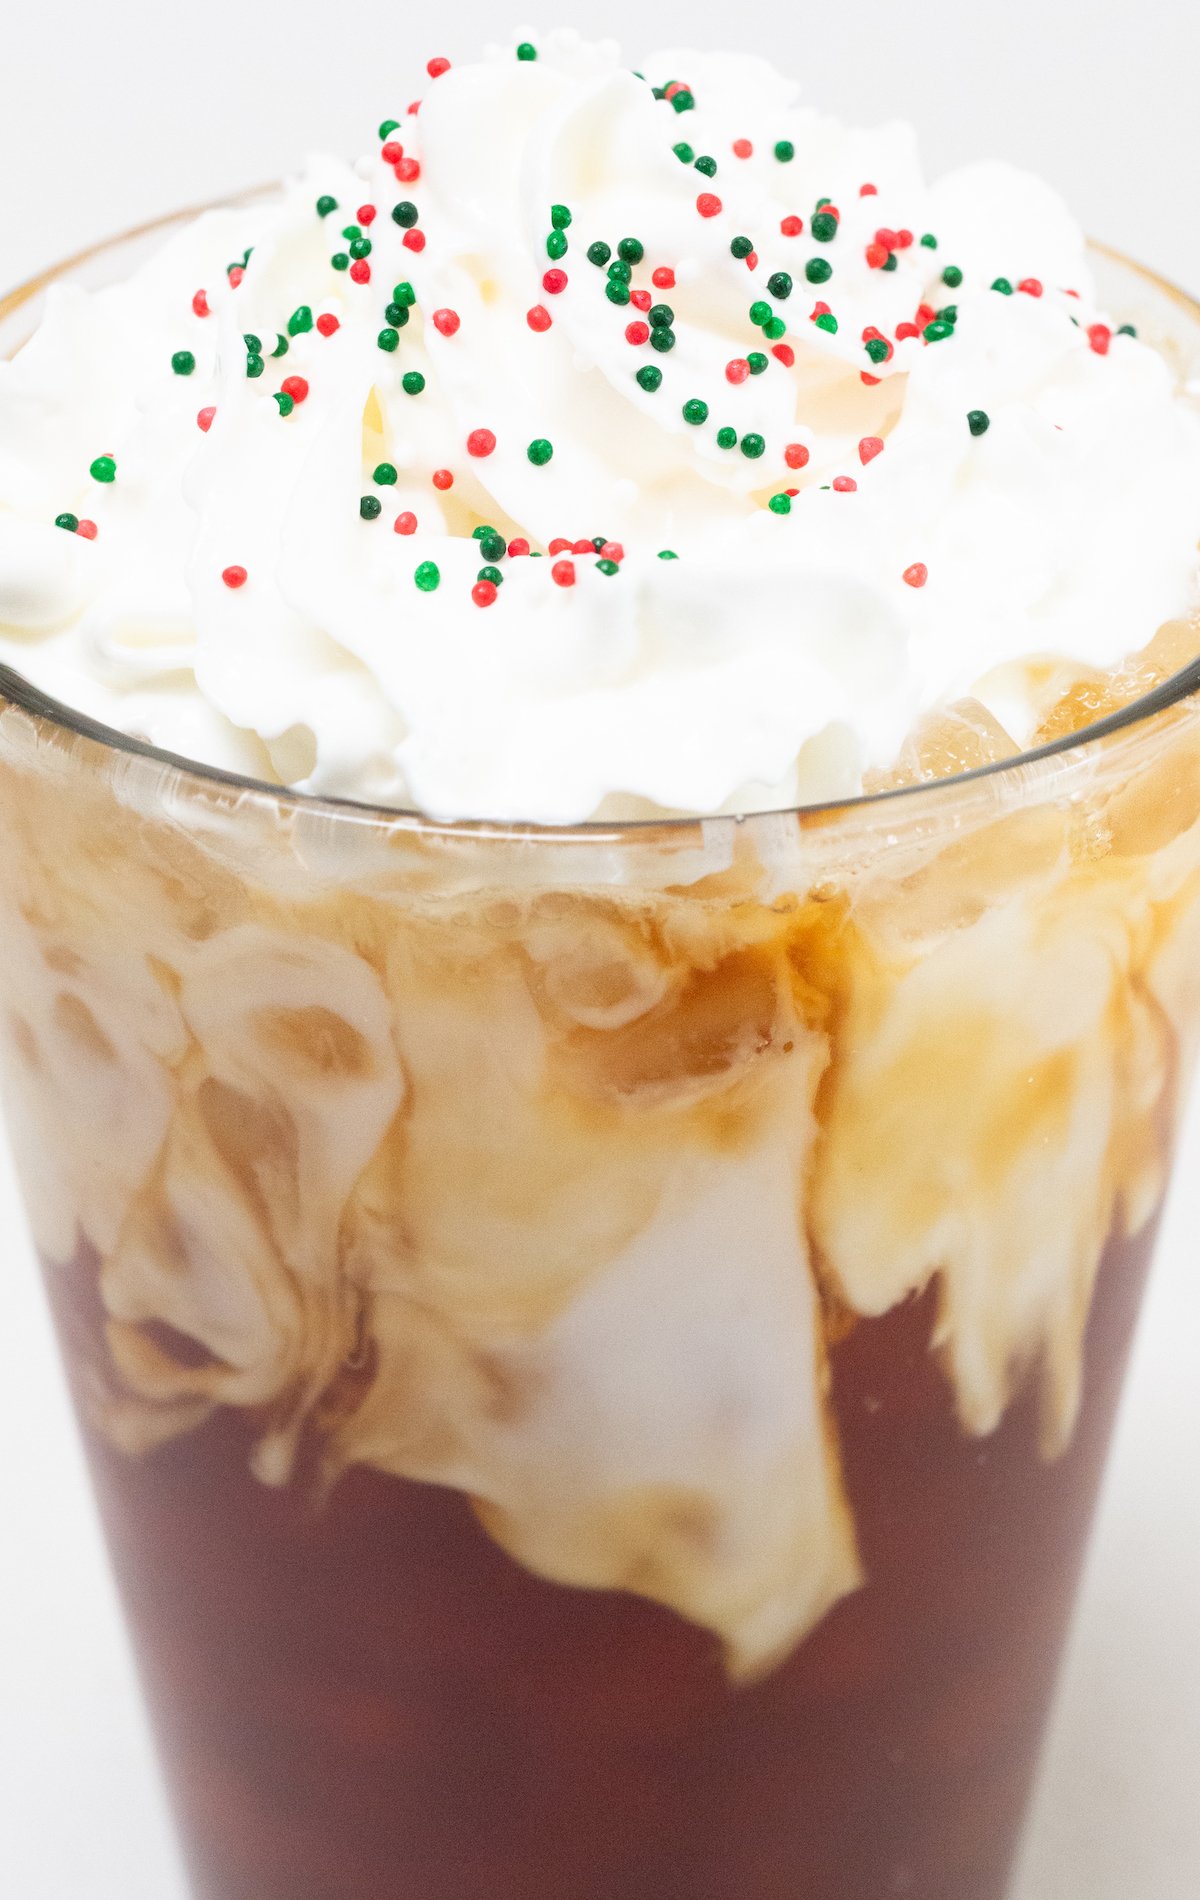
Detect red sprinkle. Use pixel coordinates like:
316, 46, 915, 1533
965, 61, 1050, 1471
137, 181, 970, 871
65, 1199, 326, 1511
895, 321, 921, 341
876, 227, 898, 251
281, 375, 309, 403
381, 140, 404, 164
507, 538, 531, 557
222, 565, 247, 588
903, 562, 929, 588
197, 405, 216, 432
552, 559, 576, 587
784, 442, 810, 470
572, 537, 595, 555
228, 266, 245, 289
865, 242, 889, 270
472, 579, 498, 608
432, 468, 454, 490
664, 81, 688, 99
915, 302, 937, 328
746, 251, 759, 270
527, 304, 552, 332
394, 512, 418, 535
316, 312, 340, 336
543, 268, 569, 295
408, 100, 421, 116
726, 357, 751, 384
732, 138, 753, 158
467, 428, 497, 458
772, 343, 796, 367
432, 307, 461, 336
427, 56, 451, 77
859, 435, 884, 465
630, 288, 652, 312
395, 156, 421, 183
357, 203, 376, 226
696, 192, 722, 218
192, 289, 210, 317
349, 259, 372, 283
896, 230, 914, 249
600, 541, 625, 563
860, 182, 878, 197
861, 372, 881, 386
74, 519, 98, 540
832, 475, 858, 492
811, 301, 831, 319
1018, 277, 1044, 297
652, 266, 676, 290
402, 229, 426, 253
780, 215, 803, 237
626, 320, 651, 345
1088, 322, 1112, 355
548, 538, 572, 555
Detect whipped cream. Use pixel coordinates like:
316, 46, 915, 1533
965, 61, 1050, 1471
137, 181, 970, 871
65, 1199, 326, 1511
1, 31, 1198, 822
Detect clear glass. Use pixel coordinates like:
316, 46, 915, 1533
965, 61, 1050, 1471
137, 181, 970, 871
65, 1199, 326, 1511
2, 217, 1200, 1900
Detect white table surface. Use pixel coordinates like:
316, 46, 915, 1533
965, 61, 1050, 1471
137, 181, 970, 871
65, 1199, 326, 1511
0, 3, 1198, 1892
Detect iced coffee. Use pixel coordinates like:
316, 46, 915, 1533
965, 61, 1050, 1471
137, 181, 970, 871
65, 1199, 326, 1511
1, 30, 1199, 1900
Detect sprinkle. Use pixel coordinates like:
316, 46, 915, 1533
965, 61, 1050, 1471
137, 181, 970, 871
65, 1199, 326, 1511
468, 428, 497, 457
768, 493, 791, 514
316, 313, 340, 337
648, 302, 674, 327
747, 351, 768, 374
378, 327, 400, 352
626, 320, 650, 345
273, 392, 295, 416
432, 308, 461, 337
814, 312, 838, 334
270, 333, 290, 357
432, 468, 454, 490
649, 325, 675, 352
222, 565, 247, 588
587, 242, 612, 268
733, 138, 753, 159
349, 238, 373, 261
427, 55, 451, 77
227, 266, 245, 288
543, 268, 569, 294
527, 437, 554, 465
772, 343, 796, 366
317, 194, 339, 217
775, 140, 795, 162
741, 433, 765, 459
75, 519, 97, 540
694, 154, 717, 177
636, 364, 663, 392
726, 358, 750, 384
546, 230, 568, 260
942, 264, 964, 288
396, 371, 423, 400
414, 560, 440, 591
1018, 278, 1043, 297
600, 541, 625, 562
767, 271, 793, 300
923, 319, 954, 342
331, 253, 350, 271
595, 558, 619, 576
618, 237, 645, 264
171, 350, 196, 376
552, 559, 576, 587
967, 409, 991, 436
1117, 323, 1138, 337
548, 537, 572, 554
576, 537, 599, 554
277, 376, 306, 406
859, 435, 884, 464
372, 462, 398, 486
730, 235, 755, 259
192, 290, 210, 317
832, 475, 857, 492
811, 211, 839, 244
54, 512, 78, 531
527, 304, 552, 332
630, 289, 652, 312
606, 280, 631, 307
784, 442, 810, 469
89, 455, 116, 483
658, 549, 679, 559
508, 538, 531, 557
991, 277, 1014, 295
608, 258, 632, 285
357, 204, 377, 226
865, 337, 891, 364
860, 182, 878, 197
716, 426, 737, 449
696, 193, 722, 218
197, 405, 216, 431
401, 230, 425, 253
671, 89, 696, 114
472, 579, 498, 607
396, 158, 421, 183
653, 266, 676, 289
763, 317, 787, 341
478, 530, 507, 560
1088, 323, 1112, 355
781, 215, 804, 238
805, 257, 833, 285
288, 305, 314, 335
394, 511, 418, 535
381, 140, 403, 163
866, 242, 889, 269
903, 562, 928, 588
682, 398, 708, 424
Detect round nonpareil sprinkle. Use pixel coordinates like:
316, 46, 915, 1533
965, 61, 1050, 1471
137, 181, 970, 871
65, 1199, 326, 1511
527, 437, 554, 464
171, 350, 195, 375
222, 565, 247, 588
414, 560, 440, 591
903, 562, 929, 587
967, 409, 991, 435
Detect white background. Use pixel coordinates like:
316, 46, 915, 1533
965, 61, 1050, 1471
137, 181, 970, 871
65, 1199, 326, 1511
1, 4, 1199, 1896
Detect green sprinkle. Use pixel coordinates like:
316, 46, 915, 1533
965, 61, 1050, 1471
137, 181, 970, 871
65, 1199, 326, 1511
246, 353, 265, 378
54, 512, 78, 531
516, 41, 537, 61
402, 369, 425, 395
865, 337, 890, 364
392, 201, 419, 229
316, 194, 339, 217
596, 558, 619, 576
716, 426, 737, 450
882, 253, 898, 272
414, 560, 440, 592
942, 264, 964, 288
636, 364, 663, 392
805, 257, 833, 285
694, 154, 717, 177
923, 320, 954, 342
591, 536, 607, 552
472, 526, 494, 541
1117, 323, 1138, 337
967, 409, 991, 436
341, 225, 362, 242
606, 279, 631, 306
991, 277, 1013, 295
814, 312, 838, 334
527, 437, 554, 465
374, 462, 399, 484
384, 302, 411, 326
682, 398, 708, 424
89, 455, 116, 483
326, 248, 348, 268
673, 141, 695, 164
649, 326, 676, 352
730, 235, 755, 259
171, 349, 195, 376
546, 230, 568, 260
392, 281, 416, 307
658, 549, 678, 559
763, 316, 787, 341
648, 302, 674, 327
938, 304, 958, 324
551, 203, 572, 230
587, 240, 612, 267
377, 327, 400, 352
811, 212, 839, 244
378, 119, 400, 139
243, 333, 262, 353
768, 493, 792, 514
672, 89, 695, 113
816, 197, 832, 210
774, 140, 795, 162
478, 564, 504, 586
747, 351, 768, 374
767, 271, 793, 300
749, 300, 772, 326
607, 258, 632, 284
288, 305, 314, 337
273, 391, 295, 416
920, 232, 938, 249
360, 495, 382, 520
741, 433, 766, 459
618, 237, 645, 264
478, 530, 506, 561
349, 236, 372, 260
270, 334, 289, 357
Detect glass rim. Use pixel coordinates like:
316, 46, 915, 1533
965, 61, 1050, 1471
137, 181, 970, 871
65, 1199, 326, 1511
2, 198, 1199, 842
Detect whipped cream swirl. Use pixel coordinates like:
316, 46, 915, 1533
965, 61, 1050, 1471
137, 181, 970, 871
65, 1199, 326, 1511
1, 31, 1198, 821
